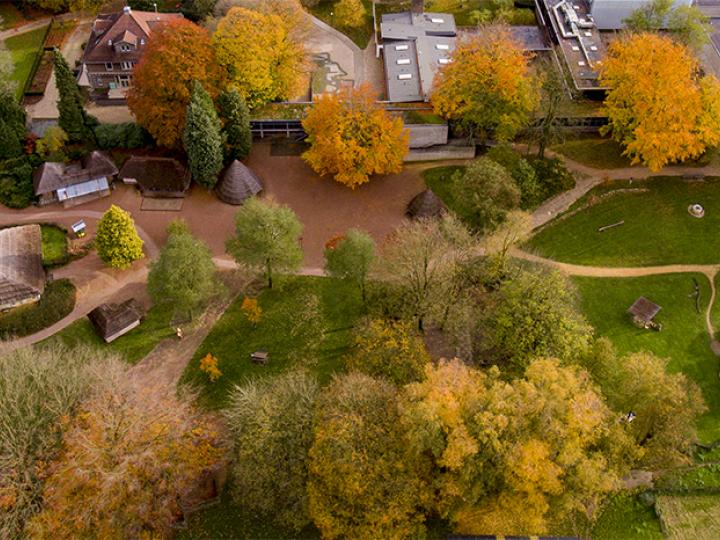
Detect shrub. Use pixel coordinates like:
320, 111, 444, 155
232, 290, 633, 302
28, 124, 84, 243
530, 156, 576, 201
0, 279, 76, 339
93, 123, 151, 150
486, 145, 541, 209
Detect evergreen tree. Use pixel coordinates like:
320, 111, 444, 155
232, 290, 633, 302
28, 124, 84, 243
53, 49, 96, 143
183, 80, 224, 188
218, 88, 252, 161
95, 205, 144, 269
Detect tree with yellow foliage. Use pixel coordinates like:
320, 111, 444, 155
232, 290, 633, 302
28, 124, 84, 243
213, 7, 307, 108
400, 358, 638, 535
200, 353, 222, 381
431, 25, 539, 142
334, 0, 366, 28
241, 297, 262, 324
303, 84, 408, 188
600, 32, 720, 171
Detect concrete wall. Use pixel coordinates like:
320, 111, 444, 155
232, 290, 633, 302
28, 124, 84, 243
404, 144, 475, 162
407, 124, 449, 149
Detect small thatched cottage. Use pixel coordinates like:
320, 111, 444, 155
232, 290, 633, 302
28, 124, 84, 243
0, 224, 45, 311
215, 160, 263, 205
33, 151, 118, 207
406, 189, 446, 220
119, 156, 191, 198
88, 298, 144, 342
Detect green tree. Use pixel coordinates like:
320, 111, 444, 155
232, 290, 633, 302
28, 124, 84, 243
0, 45, 26, 160
486, 145, 540, 209
580, 339, 707, 469
308, 372, 430, 539
225, 197, 303, 288
95, 205, 144, 269
53, 49, 96, 143
217, 88, 252, 161
224, 371, 320, 531
485, 267, 593, 368
452, 157, 521, 232
346, 319, 430, 385
181, 0, 218, 20
148, 220, 221, 319
669, 5, 711, 49
623, 0, 673, 31
183, 80, 224, 189
323, 229, 375, 302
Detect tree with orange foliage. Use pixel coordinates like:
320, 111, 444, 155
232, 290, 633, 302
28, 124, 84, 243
27, 367, 225, 539
127, 19, 224, 148
431, 25, 539, 142
600, 32, 720, 171
241, 297, 262, 324
200, 353, 222, 381
302, 84, 409, 189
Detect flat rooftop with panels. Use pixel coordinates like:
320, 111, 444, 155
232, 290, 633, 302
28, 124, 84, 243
537, 0, 609, 91
380, 11, 456, 103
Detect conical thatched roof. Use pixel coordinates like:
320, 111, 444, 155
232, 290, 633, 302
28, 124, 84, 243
216, 160, 263, 205
406, 189, 446, 219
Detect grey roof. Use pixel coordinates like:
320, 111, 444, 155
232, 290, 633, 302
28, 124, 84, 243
88, 298, 143, 342
0, 225, 45, 311
407, 189, 446, 219
381, 11, 456, 103
119, 156, 190, 197
628, 296, 661, 323
215, 160, 263, 205
33, 151, 118, 195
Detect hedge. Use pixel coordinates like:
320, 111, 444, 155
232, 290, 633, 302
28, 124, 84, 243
0, 279, 76, 339
94, 122, 152, 150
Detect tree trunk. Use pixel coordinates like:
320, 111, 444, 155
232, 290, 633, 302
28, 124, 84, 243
266, 259, 273, 289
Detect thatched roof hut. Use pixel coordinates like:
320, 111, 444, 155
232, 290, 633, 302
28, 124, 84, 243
406, 189, 446, 219
88, 298, 144, 343
0, 225, 45, 311
215, 160, 263, 205
119, 157, 191, 198
33, 151, 117, 206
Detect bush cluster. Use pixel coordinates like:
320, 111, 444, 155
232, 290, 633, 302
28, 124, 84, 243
0, 155, 38, 209
93, 122, 151, 150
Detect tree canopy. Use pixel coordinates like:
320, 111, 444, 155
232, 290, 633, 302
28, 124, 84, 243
183, 81, 224, 188
95, 205, 145, 269
53, 49, 97, 143
431, 25, 539, 141
213, 7, 307, 108
218, 88, 252, 161
600, 32, 720, 171
225, 197, 303, 288
128, 19, 224, 148
323, 229, 375, 301
302, 84, 409, 189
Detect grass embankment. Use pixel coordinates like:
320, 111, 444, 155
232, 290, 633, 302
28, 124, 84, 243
40, 224, 67, 266
47, 303, 175, 364
592, 492, 664, 540
527, 177, 720, 266
0, 279, 75, 338
181, 275, 364, 409
4, 25, 47, 99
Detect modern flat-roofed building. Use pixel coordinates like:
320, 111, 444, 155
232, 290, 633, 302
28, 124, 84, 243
380, 11, 457, 103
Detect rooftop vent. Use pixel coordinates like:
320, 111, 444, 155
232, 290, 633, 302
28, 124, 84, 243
108, 39, 113, 46
398, 73, 413, 80
396, 58, 411, 65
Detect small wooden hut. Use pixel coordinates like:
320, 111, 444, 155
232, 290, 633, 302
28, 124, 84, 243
215, 160, 263, 205
88, 298, 144, 342
119, 157, 191, 198
406, 189, 447, 220
628, 297, 662, 328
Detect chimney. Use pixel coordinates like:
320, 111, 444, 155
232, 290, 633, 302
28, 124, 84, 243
123, 5, 131, 14
411, 0, 423, 15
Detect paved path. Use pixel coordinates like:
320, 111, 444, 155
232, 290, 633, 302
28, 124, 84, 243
0, 17, 51, 41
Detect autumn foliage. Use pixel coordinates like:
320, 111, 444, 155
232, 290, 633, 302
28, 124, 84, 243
128, 19, 224, 148
431, 25, 539, 141
302, 84, 409, 189
213, 7, 307, 108
200, 353, 222, 382
600, 32, 720, 170
241, 297, 262, 324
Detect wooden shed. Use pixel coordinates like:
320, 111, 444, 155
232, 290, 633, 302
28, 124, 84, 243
88, 298, 144, 342
119, 156, 191, 198
215, 160, 263, 205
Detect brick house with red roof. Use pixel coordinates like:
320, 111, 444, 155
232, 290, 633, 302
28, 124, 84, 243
78, 6, 183, 100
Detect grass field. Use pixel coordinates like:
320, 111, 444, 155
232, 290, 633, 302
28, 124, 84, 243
552, 137, 633, 169
572, 273, 720, 442
180, 275, 363, 410
592, 492, 664, 540
40, 224, 67, 266
4, 25, 47, 99
422, 164, 467, 216
655, 495, 720, 540
47, 303, 175, 364
527, 177, 720, 266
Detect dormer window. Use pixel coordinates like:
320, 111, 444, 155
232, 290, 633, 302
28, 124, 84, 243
119, 43, 133, 52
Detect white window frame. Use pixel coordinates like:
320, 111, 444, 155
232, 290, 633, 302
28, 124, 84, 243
121, 61, 133, 70
120, 43, 132, 52
105, 62, 113, 71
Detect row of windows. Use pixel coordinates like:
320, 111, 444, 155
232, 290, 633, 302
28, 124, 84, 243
105, 61, 135, 71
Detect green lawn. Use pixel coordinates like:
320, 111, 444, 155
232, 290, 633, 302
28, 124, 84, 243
572, 273, 720, 442
46, 303, 175, 364
41, 224, 67, 266
552, 137, 633, 169
0, 3, 26, 30
422, 164, 469, 217
4, 25, 47, 99
592, 492, 664, 540
180, 275, 364, 409
527, 177, 720, 266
